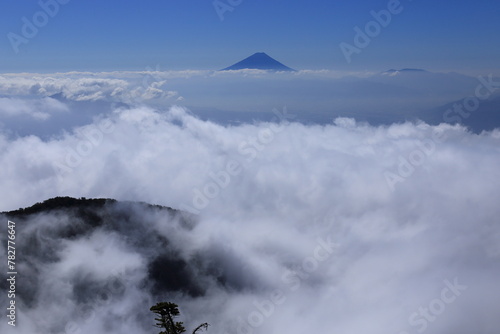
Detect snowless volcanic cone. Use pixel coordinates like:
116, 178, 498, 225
221, 52, 296, 71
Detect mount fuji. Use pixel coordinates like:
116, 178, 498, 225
221, 52, 296, 72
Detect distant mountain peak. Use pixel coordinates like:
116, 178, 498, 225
383, 68, 428, 76
221, 52, 296, 72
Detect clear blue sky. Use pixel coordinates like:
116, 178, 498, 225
0, 0, 499, 73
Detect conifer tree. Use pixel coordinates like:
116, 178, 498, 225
150, 302, 209, 334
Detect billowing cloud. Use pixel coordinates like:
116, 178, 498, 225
0, 103, 499, 334
0, 74, 179, 104
0, 97, 68, 120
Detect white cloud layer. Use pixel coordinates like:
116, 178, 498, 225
1, 104, 499, 334
0, 97, 68, 120
0, 74, 179, 103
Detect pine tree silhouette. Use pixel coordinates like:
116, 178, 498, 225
150, 302, 209, 334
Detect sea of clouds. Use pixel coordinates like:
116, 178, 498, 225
0, 71, 500, 334
0, 69, 487, 129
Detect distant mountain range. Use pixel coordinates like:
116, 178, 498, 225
415, 93, 500, 133
221, 52, 296, 72
383, 68, 427, 74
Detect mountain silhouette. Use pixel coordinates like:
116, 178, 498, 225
221, 52, 296, 72
0, 196, 258, 299
0, 197, 208, 301
382, 68, 428, 76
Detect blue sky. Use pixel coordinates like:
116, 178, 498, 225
0, 0, 499, 73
